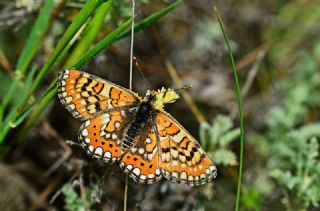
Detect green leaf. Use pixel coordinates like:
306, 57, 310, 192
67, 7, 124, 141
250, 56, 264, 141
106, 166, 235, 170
211, 149, 238, 166
64, 0, 113, 67
219, 128, 240, 147
199, 122, 210, 147
16, 0, 55, 74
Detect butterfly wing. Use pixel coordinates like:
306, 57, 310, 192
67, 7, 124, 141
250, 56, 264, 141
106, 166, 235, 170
79, 108, 137, 163
57, 69, 141, 120
156, 111, 217, 186
120, 124, 163, 184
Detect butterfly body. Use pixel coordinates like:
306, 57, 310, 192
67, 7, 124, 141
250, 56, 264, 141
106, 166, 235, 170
122, 101, 155, 151
57, 69, 217, 186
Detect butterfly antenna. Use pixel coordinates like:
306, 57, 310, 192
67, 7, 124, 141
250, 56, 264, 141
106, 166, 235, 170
133, 57, 152, 90
155, 85, 193, 97
174, 85, 193, 92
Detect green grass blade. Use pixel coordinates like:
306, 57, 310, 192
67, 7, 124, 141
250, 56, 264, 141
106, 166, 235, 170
117, 0, 182, 40
73, 17, 132, 68
0, 0, 103, 142
0, 0, 55, 124
24, 0, 104, 104
16, 0, 55, 75
0, 67, 36, 142
15, 80, 57, 140
214, 7, 245, 211
64, 0, 112, 67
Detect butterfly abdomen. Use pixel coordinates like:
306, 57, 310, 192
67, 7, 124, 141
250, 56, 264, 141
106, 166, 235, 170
122, 102, 154, 150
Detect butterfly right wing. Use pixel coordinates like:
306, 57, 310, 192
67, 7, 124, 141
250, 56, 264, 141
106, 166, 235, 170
57, 69, 141, 120
156, 111, 217, 186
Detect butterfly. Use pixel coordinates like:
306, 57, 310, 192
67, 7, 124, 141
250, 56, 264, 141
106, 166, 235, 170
57, 69, 217, 186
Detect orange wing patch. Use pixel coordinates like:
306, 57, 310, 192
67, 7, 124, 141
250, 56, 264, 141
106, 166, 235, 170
120, 127, 162, 184
79, 110, 130, 163
57, 69, 140, 120
156, 112, 217, 186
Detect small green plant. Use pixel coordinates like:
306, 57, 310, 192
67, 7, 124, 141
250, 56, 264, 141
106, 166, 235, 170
248, 48, 320, 210
200, 115, 240, 166
62, 184, 92, 211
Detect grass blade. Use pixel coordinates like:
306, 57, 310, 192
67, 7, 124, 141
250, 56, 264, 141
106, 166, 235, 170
64, 0, 113, 67
24, 0, 104, 104
0, 0, 104, 142
15, 80, 57, 140
0, 67, 36, 142
117, 0, 182, 40
0, 0, 55, 124
16, 0, 55, 74
73, 17, 133, 68
214, 7, 245, 211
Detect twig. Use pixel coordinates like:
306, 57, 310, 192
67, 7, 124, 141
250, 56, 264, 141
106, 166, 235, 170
241, 50, 266, 97
28, 175, 62, 211
230, 49, 265, 119
150, 26, 206, 124
41, 120, 72, 175
124, 1, 135, 211
165, 60, 206, 123
129, 0, 135, 91
0, 48, 13, 73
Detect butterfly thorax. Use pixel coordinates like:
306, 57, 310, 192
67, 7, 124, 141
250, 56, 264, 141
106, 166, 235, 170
122, 102, 155, 151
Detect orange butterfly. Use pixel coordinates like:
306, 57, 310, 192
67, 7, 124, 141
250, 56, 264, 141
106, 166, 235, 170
57, 69, 217, 186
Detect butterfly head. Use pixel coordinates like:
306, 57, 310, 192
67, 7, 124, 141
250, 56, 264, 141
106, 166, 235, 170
145, 87, 180, 110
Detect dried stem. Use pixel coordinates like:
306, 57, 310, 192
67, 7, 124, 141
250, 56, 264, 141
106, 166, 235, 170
124, 1, 135, 211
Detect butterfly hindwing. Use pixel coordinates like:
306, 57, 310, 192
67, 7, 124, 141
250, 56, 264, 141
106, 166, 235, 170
156, 111, 217, 186
57, 69, 140, 120
79, 109, 135, 163
120, 124, 163, 184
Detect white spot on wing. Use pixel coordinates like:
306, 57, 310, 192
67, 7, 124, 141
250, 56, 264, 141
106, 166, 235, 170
112, 133, 117, 140
95, 147, 103, 156
104, 151, 111, 158
85, 138, 90, 144
126, 164, 133, 171
138, 148, 145, 154
115, 122, 120, 128
69, 104, 75, 110
140, 175, 146, 180
133, 168, 141, 176
85, 120, 90, 127
88, 145, 94, 152
82, 129, 88, 136
155, 169, 161, 175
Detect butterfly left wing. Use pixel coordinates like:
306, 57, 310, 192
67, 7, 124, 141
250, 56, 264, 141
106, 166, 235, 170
156, 111, 217, 186
57, 69, 140, 120
79, 108, 136, 163
120, 124, 163, 184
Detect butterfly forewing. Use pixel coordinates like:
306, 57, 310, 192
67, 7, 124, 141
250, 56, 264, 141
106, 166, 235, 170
57, 69, 140, 120
156, 111, 217, 186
